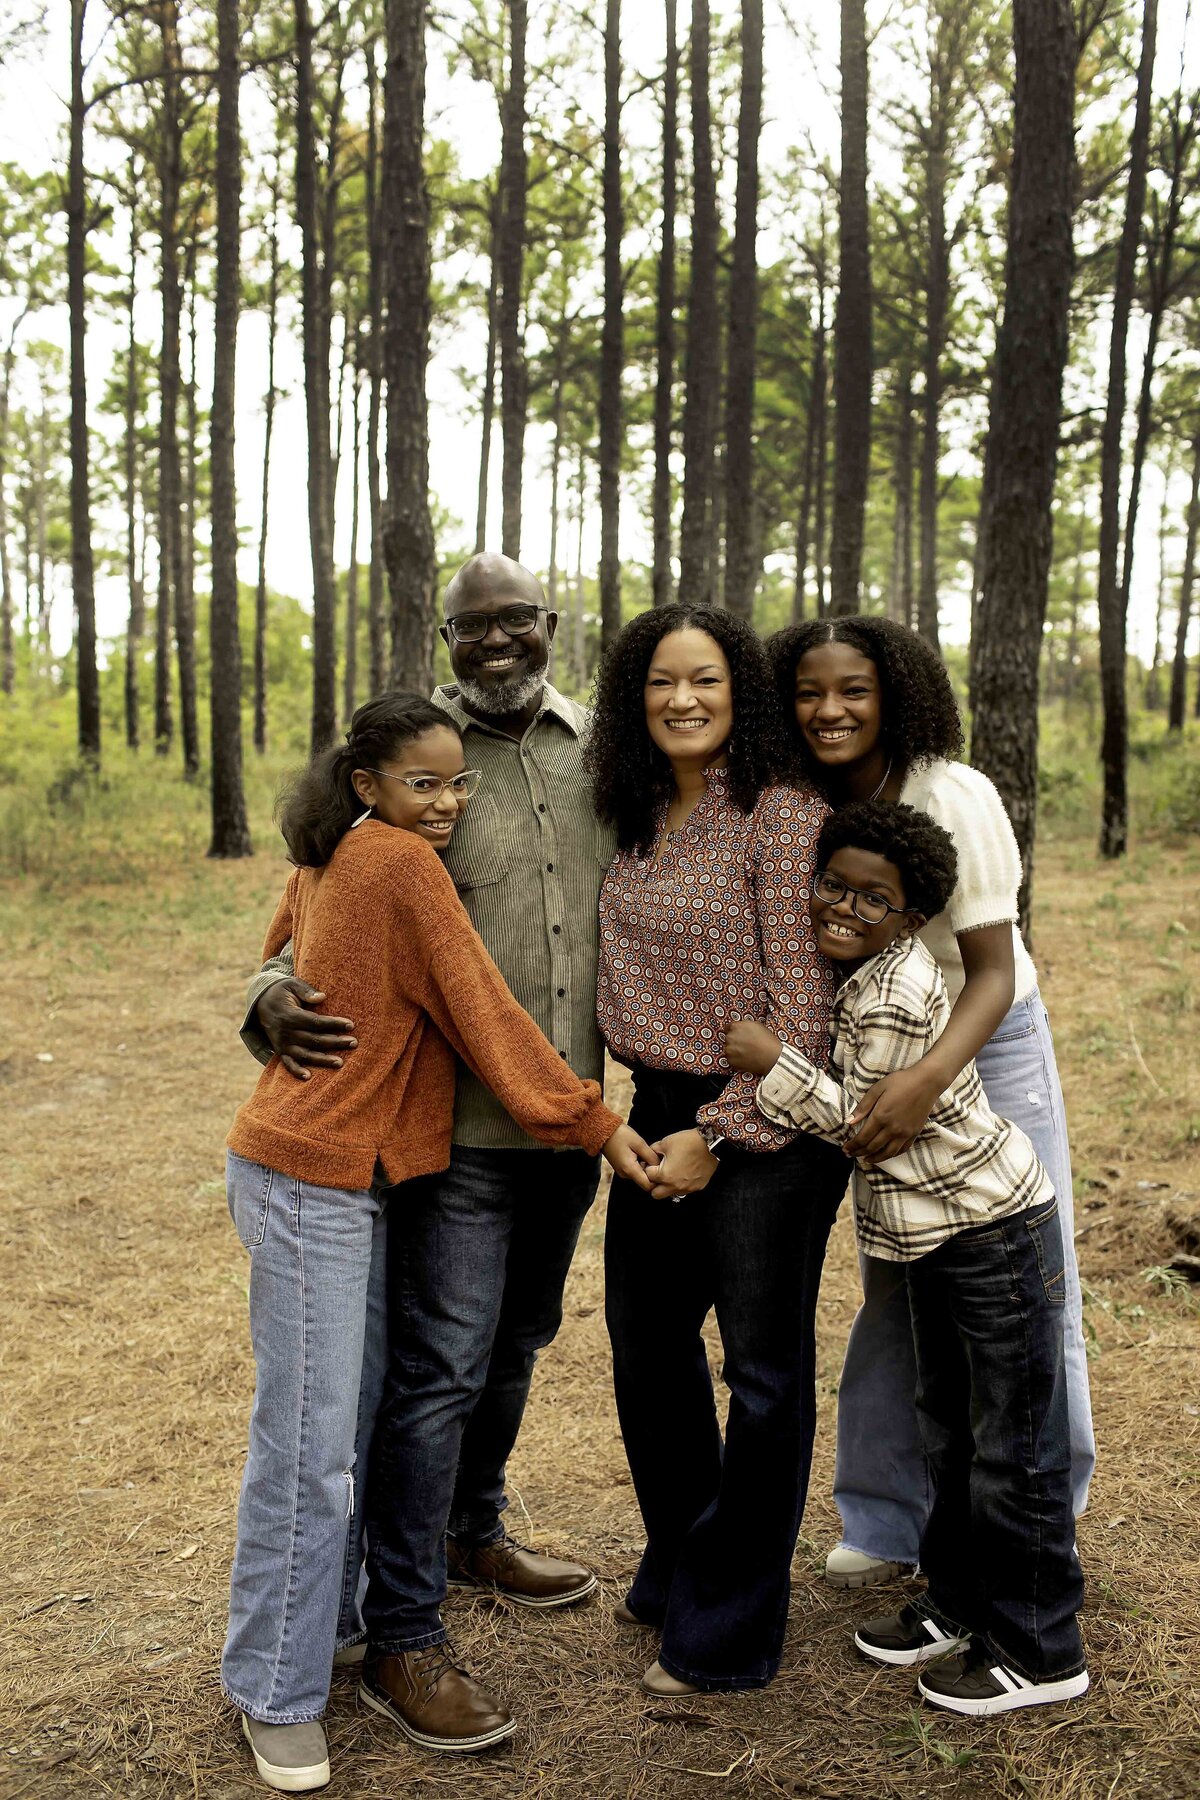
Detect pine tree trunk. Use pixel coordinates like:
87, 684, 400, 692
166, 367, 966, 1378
1097, 0, 1157, 859
295, 0, 338, 750
209, 0, 252, 858
573, 444, 587, 685
679, 0, 719, 604
723, 0, 763, 622
124, 176, 144, 748
156, 0, 185, 761
598, 0, 623, 652
344, 343, 362, 718
383, 0, 437, 691
813, 307, 829, 615
475, 188, 500, 554
1144, 483, 1170, 710
889, 367, 914, 623
68, 0, 100, 763
651, 0, 678, 607
498, 0, 528, 558
829, 0, 872, 615
548, 333, 564, 611
792, 309, 819, 622
178, 231, 201, 776
365, 40, 386, 696
0, 327, 20, 696
971, 0, 1076, 938
253, 143, 281, 754
1168, 432, 1200, 731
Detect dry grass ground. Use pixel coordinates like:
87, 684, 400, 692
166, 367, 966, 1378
1, 819, 1198, 1800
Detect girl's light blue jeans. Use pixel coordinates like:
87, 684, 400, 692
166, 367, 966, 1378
832, 990, 1096, 1565
221, 1152, 388, 1724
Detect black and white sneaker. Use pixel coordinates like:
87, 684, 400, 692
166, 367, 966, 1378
854, 1599, 970, 1667
918, 1639, 1089, 1716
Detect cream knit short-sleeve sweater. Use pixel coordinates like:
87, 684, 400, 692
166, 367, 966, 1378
898, 758, 1038, 1006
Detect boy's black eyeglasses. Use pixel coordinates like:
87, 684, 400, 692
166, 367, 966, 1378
444, 604, 549, 644
812, 869, 908, 925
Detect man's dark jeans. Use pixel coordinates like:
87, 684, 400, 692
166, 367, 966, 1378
606, 1066, 848, 1690
905, 1195, 1086, 1682
363, 1144, 599, 1650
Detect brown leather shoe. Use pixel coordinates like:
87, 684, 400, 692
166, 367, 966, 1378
446, 1533, 598, 1609
358, 1645, 516, 1753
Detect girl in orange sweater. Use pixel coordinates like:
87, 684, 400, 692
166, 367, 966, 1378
223, 693, 649, 1794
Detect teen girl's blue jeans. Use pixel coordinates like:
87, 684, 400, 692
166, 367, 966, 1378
832, 990, 1096, 1565
221, 1152, 388, 1724
604, 1066, 848, 1690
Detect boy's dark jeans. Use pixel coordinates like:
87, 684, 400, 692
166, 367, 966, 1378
903, 1196, 1086, 1682
605, 1065, 848, 1690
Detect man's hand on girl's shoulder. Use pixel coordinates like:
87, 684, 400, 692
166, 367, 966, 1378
257, 978, 358, 1079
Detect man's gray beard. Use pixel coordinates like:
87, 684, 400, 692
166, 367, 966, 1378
455, 665, 547, 717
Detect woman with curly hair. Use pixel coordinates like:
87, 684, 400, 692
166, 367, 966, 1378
768, 615, 1093, 1591
588, 604, 849, 1696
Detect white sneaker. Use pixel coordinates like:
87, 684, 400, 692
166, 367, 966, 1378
241, 1715, 330, 1793
332, 1639, 367, 1667
824, 1544, 911, 1588
918, 1640, 1090, 1716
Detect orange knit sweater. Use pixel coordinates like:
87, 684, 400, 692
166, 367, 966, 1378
227, 821, 621, 1189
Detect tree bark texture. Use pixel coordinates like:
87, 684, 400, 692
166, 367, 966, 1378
69, 0, 100, 763
475, 188, 500, 554
365, 40, 386, 697
598, 0, 623, 652
177, 230, 201, 776
917, 98, 949, 650
970, 0, 1076, 938
652, 0, 678, 607
124, 175, 144, 747
209, 0, 252, 858
723, 0, 763, 622
254, 143, 282, 754
679, 0, 719, 604
829, 0, 872, 615
295, 0, 339, 750
383, 0, 437, 692
1096, 0, 1157, 859
890, 366, 915, 624
344, 345, 362, 718
498, 0, 528, 558
1168, 433, 1200, 730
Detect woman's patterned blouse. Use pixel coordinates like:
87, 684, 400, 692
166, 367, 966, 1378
596, 770, 834, 1150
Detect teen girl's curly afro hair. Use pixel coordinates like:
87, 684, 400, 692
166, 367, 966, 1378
817, 800, 959, 920
277, 691, 459, 867
588, 604, 792, 855
767, 615, 963, 791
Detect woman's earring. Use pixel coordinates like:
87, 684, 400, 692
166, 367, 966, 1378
351, 804, 374, 828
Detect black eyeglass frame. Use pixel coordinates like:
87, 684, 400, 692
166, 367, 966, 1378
442, 604, 550, 644
811, 868, 911, 925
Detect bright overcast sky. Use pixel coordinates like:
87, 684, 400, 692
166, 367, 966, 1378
0, 0, 1195, 662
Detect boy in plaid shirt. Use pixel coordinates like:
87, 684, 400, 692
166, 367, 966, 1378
725, 801, 1087, 1717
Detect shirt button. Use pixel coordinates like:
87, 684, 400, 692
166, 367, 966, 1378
557, 987, 566, 998
552, 924, 562, 934
538, 804, 546, 813
559, 1049, 567, 1058
546, 862, 554, 872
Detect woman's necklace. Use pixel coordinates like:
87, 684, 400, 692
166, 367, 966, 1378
866, 758, 893, 803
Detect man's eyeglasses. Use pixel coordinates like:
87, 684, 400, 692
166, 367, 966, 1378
812, 869, 908, 925
444, 604, 549, 644
364, 768, 483, 800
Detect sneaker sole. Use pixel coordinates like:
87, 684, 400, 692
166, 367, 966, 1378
854, 1629, 970, 1667
826, 1561, 909, 1590
445, 1571, 598, 1610
918, 1668, 1090, 1716
241, 1716, 330, 1792
357, 1681, 518, 1752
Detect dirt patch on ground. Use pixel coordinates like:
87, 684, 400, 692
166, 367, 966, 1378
1, 834, 1198, 1799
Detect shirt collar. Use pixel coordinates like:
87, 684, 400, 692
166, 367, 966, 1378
834, 931, 913, 1003
432, 680, 582, 738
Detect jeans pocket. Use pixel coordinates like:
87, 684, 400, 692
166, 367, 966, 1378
1023, 1199, 1065, 1307
228, 1155, 273, 1249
